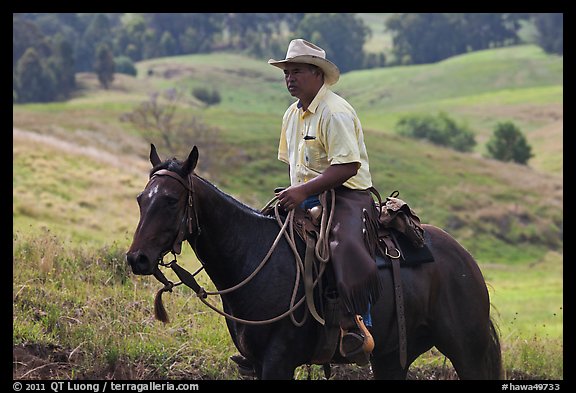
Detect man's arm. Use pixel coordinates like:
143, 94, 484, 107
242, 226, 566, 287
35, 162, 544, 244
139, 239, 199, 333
276, 162, 359, 211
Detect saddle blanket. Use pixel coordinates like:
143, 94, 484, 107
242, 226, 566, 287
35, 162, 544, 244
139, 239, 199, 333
376, 229, 434, 269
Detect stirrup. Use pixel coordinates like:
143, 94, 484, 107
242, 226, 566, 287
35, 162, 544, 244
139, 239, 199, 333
339, 330, 370, 366
339, 315, 374, 366
355, 315, 374, 353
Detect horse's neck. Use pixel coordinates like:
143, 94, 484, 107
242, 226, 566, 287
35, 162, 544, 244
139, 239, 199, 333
189, 176, 273, 286
189, 176, 308, 326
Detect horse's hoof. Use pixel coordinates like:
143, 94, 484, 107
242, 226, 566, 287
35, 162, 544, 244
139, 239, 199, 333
230, 354, 256, 377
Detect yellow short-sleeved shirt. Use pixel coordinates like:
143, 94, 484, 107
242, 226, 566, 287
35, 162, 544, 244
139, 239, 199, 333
277, 84, 372, 190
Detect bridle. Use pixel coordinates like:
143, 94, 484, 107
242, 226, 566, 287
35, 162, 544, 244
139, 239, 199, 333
145, 168, 316, 326
144, 168, 206, 307
152, 169, 201, 254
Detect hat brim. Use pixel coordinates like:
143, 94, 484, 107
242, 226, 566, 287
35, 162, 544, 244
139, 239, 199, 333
268, 55, 340, 86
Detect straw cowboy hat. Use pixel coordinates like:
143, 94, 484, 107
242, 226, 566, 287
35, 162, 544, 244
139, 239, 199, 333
268, 39, 340, 85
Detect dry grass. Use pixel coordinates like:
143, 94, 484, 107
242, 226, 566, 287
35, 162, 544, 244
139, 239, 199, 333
13, 130, 148, 246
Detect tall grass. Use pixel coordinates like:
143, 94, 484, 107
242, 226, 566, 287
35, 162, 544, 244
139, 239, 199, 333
13, 229, 562, 379
13, 229, 242, 379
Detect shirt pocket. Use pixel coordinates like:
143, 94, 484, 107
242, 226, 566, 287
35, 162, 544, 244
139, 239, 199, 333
304, 138, 329, 173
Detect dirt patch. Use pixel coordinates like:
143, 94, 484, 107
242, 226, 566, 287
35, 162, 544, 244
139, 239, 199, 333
13, 344, 77, 380
13, 343, 546, 381
13, 343, 172, 380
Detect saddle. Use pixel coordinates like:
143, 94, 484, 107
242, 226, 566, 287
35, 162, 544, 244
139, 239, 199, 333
261, 188, 434, 370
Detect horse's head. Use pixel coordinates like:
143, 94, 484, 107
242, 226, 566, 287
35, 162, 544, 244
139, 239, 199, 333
126, 144, 199, 275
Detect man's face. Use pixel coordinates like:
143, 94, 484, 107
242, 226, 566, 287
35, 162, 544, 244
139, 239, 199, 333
283, 63, 322, 100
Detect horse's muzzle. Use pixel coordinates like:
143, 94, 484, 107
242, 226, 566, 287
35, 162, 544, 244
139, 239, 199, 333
126, 250, 155, 275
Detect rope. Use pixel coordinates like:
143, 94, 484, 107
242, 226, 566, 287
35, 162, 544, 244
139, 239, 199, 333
182, 201, 310, 326
191, 192, 335, 326
315, 190, 335, 263
203, 202, 293, 296
155, 189, 335, 327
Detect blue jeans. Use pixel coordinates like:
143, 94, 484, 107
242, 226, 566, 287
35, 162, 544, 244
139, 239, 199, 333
301, 195, 321, 210
363, 303, 372, 327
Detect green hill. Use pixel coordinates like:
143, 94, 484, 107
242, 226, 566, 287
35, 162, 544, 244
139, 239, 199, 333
13, 44, 563, 379
13, 45, 563, 263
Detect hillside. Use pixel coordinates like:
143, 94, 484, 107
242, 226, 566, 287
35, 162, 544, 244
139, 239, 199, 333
12, 44, 563, 380
13, 44, 563, 262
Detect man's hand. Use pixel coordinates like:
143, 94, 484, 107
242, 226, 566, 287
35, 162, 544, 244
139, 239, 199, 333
276, 185, 308, 211
277, 162, 359, 211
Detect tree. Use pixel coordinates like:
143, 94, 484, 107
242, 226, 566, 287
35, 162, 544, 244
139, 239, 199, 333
385, 13, 526, 65
295, 13, 369, 73
14, 16, 76, 102
13, 15, 51, 67
460, 13, 524, 51
117, 13, 148, 61
533, 13, 563, 55
76, 13, 113, 72
15, 47, 57, 103
486, 121, 533, 165
50, 33, 76, 98
94, 43, 115, 89
119, 89, 224, 172
120, 90, 181, 154
386, 13, 461, 64
146, 13, 224, 55
158, 31, 177, 57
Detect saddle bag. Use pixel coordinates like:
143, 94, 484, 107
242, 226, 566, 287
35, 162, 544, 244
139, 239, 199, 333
374, 189, 425, 248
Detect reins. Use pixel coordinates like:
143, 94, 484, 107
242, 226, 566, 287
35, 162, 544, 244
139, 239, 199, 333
150, 168, 333, 326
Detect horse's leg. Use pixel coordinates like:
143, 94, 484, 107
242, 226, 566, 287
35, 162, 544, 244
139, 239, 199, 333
259, 346, 298, 380
371, 334, 435, 380
260, 362, 296, 380
368, 269, 413, 380
258, 326, 310, 380
241, 338, 295, 379
425, 226, 502, 379
370, 353, 409, 379
434, 318, 502, 379
369, 263, 437, 380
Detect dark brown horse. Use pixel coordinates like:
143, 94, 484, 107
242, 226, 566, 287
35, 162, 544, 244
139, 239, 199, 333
126, 144, 502, 380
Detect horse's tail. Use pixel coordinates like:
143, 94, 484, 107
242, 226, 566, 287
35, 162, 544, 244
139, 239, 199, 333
484, 318, 503, 379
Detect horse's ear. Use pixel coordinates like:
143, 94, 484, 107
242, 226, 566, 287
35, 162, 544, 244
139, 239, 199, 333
183, 146, 199, 175
150, 144, 162, 167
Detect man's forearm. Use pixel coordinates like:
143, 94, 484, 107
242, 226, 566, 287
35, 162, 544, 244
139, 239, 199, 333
300, 162, 359, 196
278, 162, 359, 210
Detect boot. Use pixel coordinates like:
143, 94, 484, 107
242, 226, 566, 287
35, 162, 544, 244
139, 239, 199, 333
339, 314, 374, 366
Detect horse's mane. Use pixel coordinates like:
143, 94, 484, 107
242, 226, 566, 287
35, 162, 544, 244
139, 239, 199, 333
151, 158, 272, 221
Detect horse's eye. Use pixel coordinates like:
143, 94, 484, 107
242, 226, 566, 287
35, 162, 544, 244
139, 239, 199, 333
165, 196, 179, 206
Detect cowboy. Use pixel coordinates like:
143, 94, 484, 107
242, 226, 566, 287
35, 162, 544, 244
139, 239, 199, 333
271, 38, 381, 365
230, 39, 380, 371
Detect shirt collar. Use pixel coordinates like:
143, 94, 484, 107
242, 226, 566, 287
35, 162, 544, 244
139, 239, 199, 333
297, 83, 329, 115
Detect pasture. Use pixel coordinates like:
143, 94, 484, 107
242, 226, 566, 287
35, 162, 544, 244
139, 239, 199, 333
13, 44, 563, 380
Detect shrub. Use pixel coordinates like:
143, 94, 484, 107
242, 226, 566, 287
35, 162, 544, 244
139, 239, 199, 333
486, 121, 534, 165
395, 112, 476, 152
192, 87, 221, 106
114, 56, 137, 76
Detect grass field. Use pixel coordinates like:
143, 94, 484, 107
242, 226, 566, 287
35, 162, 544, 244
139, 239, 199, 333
13, 43, 563, 380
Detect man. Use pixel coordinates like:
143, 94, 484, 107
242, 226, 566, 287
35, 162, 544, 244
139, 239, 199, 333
270, 38, 381, 365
